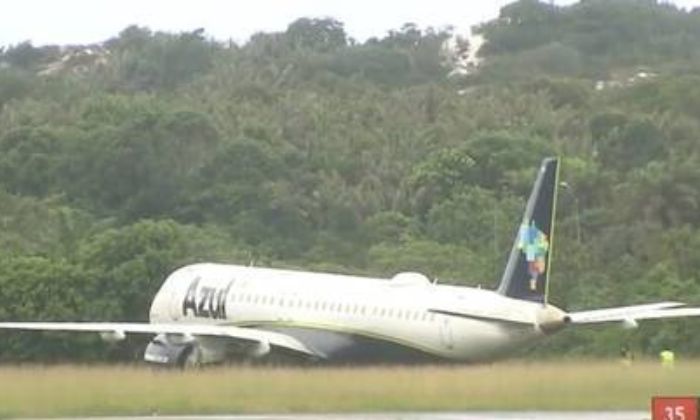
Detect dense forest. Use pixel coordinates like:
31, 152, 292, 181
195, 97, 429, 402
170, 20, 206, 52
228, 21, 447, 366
1, 0, 700, 361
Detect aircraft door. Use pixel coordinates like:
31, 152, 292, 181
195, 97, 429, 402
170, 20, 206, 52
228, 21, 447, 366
167, 270, 194, 322
439, 316, 454, 350
169, 286, 182, 321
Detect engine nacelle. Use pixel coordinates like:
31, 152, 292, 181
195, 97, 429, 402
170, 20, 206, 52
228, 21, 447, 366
621, 318, 639, 330
143, 334, 196, 366
249, 340, 271, 358
99, 330, 126, 343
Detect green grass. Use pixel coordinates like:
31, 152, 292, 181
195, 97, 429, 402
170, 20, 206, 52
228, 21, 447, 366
0, 360, 698, 417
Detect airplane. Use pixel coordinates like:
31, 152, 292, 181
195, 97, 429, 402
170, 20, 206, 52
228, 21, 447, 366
2, 157, 700, 367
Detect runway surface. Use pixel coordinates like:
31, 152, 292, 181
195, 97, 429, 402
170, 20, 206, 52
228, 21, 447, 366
31, 412, 650, 420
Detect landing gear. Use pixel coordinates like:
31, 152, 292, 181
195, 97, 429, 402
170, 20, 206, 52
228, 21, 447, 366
178, 344, 202, 369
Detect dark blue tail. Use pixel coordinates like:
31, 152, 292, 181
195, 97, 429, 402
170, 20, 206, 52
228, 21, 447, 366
497, 158, 559, 304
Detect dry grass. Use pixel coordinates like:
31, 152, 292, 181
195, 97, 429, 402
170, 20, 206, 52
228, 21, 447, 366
0, 360, 698, 417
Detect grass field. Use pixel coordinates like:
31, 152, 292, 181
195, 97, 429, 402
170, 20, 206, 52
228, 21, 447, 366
0, 360, 698, 417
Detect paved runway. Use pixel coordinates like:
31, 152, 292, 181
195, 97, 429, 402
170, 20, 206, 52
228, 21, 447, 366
31, 412, 650, 420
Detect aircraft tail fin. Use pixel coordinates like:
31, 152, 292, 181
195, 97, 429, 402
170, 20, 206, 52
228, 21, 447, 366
497, 157, 560, 304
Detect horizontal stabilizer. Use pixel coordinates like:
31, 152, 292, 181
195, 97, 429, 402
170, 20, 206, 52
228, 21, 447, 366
567, 302, 689, 324
626, 307, 700, 320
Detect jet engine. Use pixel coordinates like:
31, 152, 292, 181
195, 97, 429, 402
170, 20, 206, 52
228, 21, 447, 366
144, 333, 200, 367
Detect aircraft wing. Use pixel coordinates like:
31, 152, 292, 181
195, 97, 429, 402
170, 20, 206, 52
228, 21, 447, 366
567, 301, 700, 325
0, 322, 319, 358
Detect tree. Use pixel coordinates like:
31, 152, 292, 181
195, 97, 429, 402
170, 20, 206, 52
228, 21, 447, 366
0, 126, 62, 196
1, 41, 59, 71
77, 220, 191, 321
0, 256, 109, 361
105, 26, 217, 91
67, 95, 219, 219
427, 187, 522, 252
286, 18, 347, 52
594, 116, 666, 172
0, 69, 33, 109
367, 239, 491, 286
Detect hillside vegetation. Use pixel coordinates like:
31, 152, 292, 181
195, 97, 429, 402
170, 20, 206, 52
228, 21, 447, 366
1, 0, 700, 361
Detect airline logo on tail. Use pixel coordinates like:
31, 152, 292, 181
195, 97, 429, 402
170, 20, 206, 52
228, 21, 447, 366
518, 221, 549, 291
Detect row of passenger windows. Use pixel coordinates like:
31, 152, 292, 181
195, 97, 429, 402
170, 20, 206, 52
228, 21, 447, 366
229, 293, 436, 322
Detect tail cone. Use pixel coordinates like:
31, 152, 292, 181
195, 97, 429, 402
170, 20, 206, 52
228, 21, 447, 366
536, 305, 569, 334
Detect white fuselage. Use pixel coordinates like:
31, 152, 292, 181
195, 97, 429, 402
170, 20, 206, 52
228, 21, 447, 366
149, 263, 553, 362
